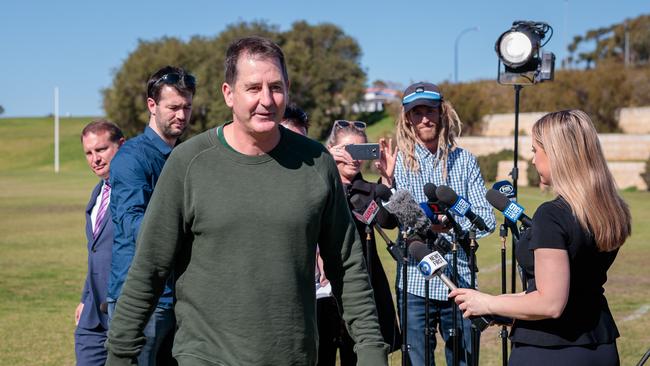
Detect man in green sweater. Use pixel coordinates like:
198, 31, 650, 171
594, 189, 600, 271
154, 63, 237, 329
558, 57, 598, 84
105, 36, 388, 366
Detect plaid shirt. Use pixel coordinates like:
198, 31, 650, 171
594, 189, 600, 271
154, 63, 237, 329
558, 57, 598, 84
394, 144, 496, 300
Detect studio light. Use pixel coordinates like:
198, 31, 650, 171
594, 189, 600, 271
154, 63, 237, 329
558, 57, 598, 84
495, 21, 555, 85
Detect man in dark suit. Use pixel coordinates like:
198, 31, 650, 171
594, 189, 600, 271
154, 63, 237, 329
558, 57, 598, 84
75, 120, 124, 366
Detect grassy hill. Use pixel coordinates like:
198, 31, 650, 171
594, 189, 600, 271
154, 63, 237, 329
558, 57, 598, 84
0, 116, 648, 365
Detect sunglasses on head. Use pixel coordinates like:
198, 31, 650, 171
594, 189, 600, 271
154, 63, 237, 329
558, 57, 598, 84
334, 120, 366, 130
148, 73, 196, 97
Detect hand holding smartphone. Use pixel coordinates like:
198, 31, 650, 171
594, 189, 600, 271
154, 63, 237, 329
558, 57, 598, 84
345, 143, 380, 160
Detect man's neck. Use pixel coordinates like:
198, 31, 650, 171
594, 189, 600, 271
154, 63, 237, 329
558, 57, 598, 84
223, 121, 281, 156
148, 120, 176, 148
421, 139, 438, 155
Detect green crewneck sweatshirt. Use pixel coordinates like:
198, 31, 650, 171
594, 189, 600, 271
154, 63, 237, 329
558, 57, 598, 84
105, 125, 388, 365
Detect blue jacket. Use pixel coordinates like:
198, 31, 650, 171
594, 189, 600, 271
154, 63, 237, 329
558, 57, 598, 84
78, 181, 113, 330
108, 127, 174, 307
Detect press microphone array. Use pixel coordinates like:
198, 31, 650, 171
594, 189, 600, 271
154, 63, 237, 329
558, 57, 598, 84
409, 242, 513, 332
435, 185, 489, 232
485, 188, 533, 228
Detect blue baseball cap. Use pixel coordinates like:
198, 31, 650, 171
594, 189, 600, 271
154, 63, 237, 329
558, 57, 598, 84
402, 82, 443, 113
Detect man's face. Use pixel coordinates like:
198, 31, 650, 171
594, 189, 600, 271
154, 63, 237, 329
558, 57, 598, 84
222, 54, 288, 135
148, 85, 193, 140
82, 131, 124, 180
408, 105, 440, 144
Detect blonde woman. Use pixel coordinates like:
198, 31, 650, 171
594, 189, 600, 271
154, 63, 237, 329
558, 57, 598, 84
450, 110, 631, 365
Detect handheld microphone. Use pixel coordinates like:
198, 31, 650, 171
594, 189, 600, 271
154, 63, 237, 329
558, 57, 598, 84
383, 190, 431, 237
485, 189, 532, 228
408, 242, 457, 289
492, 180, 516, 199
435, 185, 489, 232
409, 242, 513, 331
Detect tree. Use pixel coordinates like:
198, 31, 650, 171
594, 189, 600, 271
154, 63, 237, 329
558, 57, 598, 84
282, 21, 366, 138
103, 21, 366, 140
0, 105, 4, 116
565, 14, 650, 69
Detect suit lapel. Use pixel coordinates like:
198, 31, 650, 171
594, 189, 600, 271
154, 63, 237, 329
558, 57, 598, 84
86, 181, 102, 244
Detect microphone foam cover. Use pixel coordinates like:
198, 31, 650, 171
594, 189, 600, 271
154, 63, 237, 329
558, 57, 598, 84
408, 241, 430, 262
485, 189, 511, 212
435, 185, 458, 206
424, 182, 438, 202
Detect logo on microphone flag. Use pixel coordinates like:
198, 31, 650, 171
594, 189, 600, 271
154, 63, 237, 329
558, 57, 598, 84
418, 261, 432, 276
352, 200, 380, 225
503, 201, 525, 223
450, 196, 470, 217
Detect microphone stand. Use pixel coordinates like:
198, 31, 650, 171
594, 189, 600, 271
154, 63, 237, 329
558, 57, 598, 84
499, 223, 509, 366
364, 225, 374, 283
398, 229, 410, 366
375, 226, 402, 263
423, 236, 435, 366
450, 238, 460, 366
468, 226, 480, 366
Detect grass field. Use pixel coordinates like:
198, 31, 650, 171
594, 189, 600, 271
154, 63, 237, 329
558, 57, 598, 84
0, 116, 648, 365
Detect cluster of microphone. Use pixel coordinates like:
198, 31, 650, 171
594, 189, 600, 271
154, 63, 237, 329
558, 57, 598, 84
349, 179, 533, 331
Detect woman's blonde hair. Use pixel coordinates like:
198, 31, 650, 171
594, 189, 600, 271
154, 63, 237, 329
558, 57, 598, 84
532, 109, 631, 251
395, 100, 462, 182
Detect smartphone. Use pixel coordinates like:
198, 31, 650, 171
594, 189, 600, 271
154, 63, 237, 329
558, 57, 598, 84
345, 143, 380, 160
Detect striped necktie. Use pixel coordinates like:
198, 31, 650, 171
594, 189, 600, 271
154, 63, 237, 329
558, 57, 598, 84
93, 182, 111, 239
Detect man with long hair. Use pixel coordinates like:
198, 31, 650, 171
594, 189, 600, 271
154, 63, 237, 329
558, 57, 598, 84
392, 82, 495, 365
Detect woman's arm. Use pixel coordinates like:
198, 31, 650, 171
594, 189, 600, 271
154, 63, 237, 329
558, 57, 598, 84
450, 248, 570, 320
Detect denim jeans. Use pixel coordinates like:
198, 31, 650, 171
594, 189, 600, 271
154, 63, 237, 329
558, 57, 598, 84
397, 292, 476, 366
108, 302, 175, 366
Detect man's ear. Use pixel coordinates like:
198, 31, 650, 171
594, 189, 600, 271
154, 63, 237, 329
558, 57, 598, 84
222, 82, 234, 108
147, 98, 157, 115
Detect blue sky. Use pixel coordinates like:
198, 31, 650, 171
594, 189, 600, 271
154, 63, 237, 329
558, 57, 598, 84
1, 0, 648, 117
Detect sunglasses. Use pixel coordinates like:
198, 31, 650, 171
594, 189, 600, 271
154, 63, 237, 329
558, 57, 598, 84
334, 120, 366, 130
148, 73, 196, 97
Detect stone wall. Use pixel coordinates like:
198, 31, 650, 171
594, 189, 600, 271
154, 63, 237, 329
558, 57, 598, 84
481, 107, 650, 136
496, 160, 647, 190
619, 106, 650, 134
464, 109, 650, 190
480, 112, 546, 137
459, 134, 650, 161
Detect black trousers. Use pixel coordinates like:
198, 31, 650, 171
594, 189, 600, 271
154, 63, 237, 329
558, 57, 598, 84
316, 297, 357, 366
509, 341, 620, 366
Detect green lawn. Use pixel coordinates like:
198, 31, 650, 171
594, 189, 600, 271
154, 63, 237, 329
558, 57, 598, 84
0, 117, 648, 365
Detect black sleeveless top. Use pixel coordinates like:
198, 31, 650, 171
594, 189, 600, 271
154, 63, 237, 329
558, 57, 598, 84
510, 197, 619, 346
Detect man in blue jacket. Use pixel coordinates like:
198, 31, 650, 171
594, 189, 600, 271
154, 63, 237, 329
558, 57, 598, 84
75, 120, 124, 366
107, 65, 195, 365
